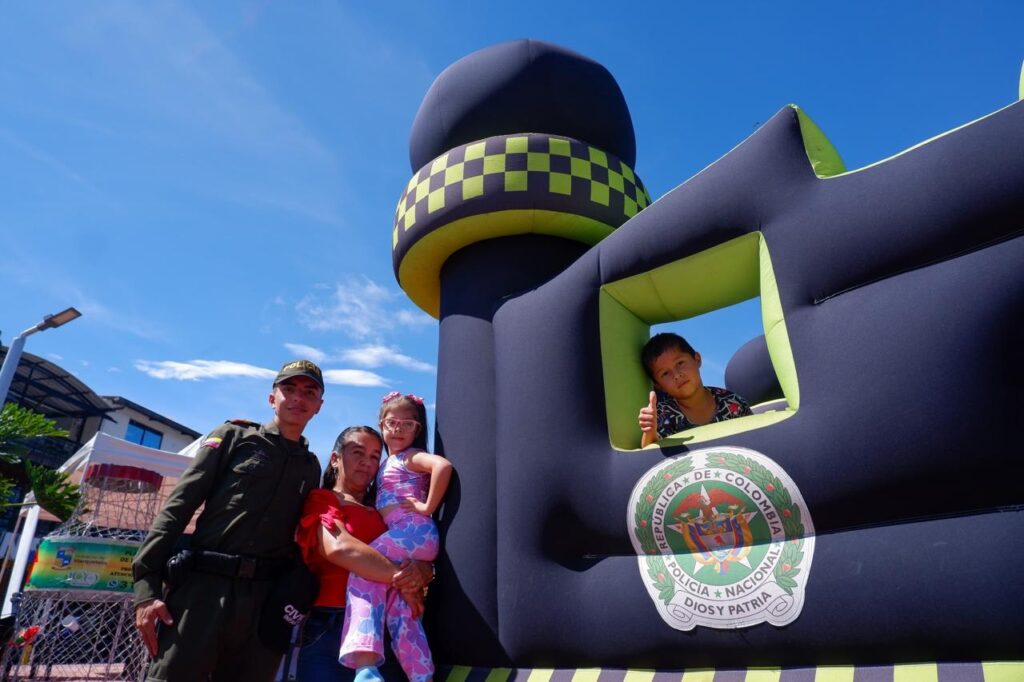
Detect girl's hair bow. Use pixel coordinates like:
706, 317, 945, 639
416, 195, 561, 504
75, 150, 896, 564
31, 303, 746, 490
381, 391, 424, 405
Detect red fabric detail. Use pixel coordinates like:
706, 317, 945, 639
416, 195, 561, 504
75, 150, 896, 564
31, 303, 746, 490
296, 489, 387, 608
84, 463, 163, 491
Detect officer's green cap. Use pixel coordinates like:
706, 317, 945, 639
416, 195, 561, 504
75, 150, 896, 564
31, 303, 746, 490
274, 359, 324, 392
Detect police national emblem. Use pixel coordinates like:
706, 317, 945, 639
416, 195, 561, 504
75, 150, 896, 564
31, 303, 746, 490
628, 446, 814, 630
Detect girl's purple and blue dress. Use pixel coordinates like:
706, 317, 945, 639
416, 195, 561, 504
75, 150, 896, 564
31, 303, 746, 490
339, 448, 439, 682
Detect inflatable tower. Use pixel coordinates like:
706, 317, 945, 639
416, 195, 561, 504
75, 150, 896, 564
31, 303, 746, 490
393, 40, 649, 664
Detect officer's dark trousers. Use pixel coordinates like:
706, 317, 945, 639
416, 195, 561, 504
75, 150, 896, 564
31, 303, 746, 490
146, 572, 282, 682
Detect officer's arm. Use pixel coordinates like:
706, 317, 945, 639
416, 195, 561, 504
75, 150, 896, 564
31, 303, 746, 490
318, 521, 399, 584
131, 426, 234, 605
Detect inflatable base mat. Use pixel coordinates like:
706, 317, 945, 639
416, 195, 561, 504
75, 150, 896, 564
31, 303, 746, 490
439, 662, 1024, 682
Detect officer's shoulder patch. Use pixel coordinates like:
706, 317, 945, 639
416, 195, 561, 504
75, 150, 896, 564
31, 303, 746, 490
201, 436, 223, 449
226, 418, 260, 428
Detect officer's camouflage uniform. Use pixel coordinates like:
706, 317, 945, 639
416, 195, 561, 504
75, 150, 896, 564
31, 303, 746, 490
133, 419, 320, 682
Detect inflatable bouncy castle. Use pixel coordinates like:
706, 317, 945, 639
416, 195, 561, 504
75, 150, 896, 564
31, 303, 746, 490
392, 40, 1024, 679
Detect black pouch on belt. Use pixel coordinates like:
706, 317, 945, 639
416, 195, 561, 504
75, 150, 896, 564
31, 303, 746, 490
164, 549, 195, 592
258, 559, 320, 654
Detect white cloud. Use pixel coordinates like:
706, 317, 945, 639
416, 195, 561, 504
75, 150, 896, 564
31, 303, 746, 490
135, 357, 387, 388
0, 252, 166, 342
394, 309, 435, 329
47, 353, 64, 361
0, 128, 104, 196
322, 369, 388, 388
339, 344, 434, 373
74, 297, 166, 341
135, 359, 275, 381
283, 342, 327, 364
58, 1, 348, 225
296, 277, 434, 340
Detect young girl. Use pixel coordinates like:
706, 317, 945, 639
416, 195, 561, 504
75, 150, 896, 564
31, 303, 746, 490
339, 392, 453, 682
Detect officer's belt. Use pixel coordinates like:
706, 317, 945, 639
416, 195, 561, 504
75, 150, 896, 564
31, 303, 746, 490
192, 550, 292, 580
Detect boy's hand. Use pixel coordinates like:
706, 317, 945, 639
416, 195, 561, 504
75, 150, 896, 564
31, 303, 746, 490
638, 391, 657, 435
400, 497, 430, 515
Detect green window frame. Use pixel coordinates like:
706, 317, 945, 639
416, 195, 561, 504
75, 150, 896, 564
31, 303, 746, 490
600, 232, 799, 450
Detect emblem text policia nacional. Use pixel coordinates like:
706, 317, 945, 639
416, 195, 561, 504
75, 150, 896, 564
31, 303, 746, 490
628, 447, 815, 630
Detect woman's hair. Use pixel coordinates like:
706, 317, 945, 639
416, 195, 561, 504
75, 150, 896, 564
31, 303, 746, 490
641, 332, 697, 381
378, 393, 429, 453
322, 425, 383, 490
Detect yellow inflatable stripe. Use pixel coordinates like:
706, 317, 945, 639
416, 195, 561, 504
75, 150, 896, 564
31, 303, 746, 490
680, 670, 715, 682
812, 666, 855, 682
892, 663, 938, 682
445, 666, 472, 682
442, 662, 1023, 681
983, 662, 1024, 682
484, 668, 513, 682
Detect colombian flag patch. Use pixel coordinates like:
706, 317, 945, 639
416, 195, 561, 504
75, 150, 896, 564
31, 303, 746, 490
202, 437, 223, 449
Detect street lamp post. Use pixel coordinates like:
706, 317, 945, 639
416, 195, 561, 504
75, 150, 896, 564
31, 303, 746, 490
0, 307, 82, 404
0, 307, 81, 619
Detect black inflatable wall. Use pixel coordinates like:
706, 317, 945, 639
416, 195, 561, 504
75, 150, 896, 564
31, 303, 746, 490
393, 39, 1024, 669
725, 335, 785, 408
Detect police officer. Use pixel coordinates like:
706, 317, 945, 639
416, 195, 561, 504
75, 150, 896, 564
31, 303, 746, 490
133, 360, 325, 682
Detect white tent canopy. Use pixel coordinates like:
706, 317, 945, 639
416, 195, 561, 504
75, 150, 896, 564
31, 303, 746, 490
3, 432, 201, 617
25, 432, 200, 521
41, 431, 198, 485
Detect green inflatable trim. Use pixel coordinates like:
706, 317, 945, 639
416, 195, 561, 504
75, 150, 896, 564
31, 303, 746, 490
398, 209, 615, 318
600, 232, 799, 451
793, 106, 846, 178
810, 98, 1020, 179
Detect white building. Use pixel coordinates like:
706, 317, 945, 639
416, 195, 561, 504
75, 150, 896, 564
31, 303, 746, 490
100, 395, 200, 453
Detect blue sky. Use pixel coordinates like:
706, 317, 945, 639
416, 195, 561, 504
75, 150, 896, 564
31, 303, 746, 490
2, 2, 1021, 461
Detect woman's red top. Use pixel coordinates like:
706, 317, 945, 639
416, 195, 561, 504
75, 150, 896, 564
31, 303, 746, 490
296, 488, 388, 608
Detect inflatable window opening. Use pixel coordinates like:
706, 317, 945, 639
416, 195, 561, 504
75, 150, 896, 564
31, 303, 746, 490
602, 232, 800, 450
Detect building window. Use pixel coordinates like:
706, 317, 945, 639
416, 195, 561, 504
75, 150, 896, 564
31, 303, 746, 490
125, 420, 163, 449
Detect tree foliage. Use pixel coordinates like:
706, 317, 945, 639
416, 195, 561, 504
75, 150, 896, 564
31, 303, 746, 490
0, 403, 81, 521
0, 402, 68, 452
24, 461, 81, 522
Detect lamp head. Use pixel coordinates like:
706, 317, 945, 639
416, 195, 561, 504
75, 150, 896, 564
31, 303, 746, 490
39, 307, 82, 330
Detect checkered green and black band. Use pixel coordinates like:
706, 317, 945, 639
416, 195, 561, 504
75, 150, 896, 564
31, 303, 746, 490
393, 132, 651, 318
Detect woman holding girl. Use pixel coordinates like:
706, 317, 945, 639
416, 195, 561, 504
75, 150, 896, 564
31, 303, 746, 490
294, 425, 432, 681
338, 392, 453, 682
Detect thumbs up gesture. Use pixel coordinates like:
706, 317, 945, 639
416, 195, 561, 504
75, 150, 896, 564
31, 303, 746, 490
638, 391, 658, 447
